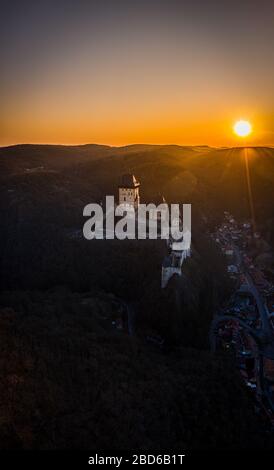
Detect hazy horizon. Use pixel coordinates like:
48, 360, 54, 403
1, 141, 274, 150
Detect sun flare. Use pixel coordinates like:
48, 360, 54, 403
233, 120, 252, 138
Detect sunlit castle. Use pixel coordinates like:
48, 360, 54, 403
117, 173, 191, 288
118, 174, 140, 209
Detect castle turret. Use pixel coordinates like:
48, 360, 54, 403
118, 174, 140, 209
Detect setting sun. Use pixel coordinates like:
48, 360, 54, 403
233, 120, 252, 138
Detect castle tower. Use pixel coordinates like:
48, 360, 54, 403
118, 174, 140, 209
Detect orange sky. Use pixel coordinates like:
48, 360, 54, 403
1, 1, 273, 147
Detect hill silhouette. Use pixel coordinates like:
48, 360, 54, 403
1, 144, 273, 232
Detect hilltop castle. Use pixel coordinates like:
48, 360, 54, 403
118, 173, 191, 288
118, 174, 140, 209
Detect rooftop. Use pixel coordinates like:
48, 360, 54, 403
154, 193, 166, 205
119, 173, 140, 188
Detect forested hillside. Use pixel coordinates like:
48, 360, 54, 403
0, 144, 273, 449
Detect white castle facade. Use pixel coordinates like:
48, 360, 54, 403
161, 231, 191, 288
118, 174, 140, 209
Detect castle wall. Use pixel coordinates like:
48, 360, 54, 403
119, 187, 140, 209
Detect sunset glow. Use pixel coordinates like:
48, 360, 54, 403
0, 1, 273, 147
